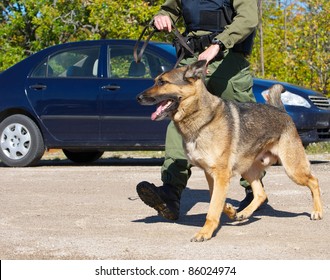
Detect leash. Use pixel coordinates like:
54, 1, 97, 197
133, 21, 194, 68
133, 23, 158, 64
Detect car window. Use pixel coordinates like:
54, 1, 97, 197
31, 46, 100, 78
108, 46, 172, 79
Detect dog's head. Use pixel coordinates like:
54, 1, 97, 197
137, 60, 207, 121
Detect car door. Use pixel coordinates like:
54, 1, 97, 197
100, 43, 172, 147
26, 45, 102, 143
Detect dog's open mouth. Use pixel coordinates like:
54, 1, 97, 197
137, 93, 179, 121
151, 99, 177, 121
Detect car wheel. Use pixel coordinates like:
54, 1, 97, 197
0, 114, 45, 167
63, 149, 104, 163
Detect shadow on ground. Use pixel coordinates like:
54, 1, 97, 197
131, 187, 310, 230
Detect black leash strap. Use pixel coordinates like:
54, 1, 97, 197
133, 23, 158, 63
134, 22, 194, 67
171, 25, 194, 55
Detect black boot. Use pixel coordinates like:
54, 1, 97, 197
237, 187, 254, 212
136, 181, 182, 220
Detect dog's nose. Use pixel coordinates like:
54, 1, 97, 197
136, 93, 143, 103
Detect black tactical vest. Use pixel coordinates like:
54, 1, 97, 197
182, 0, 234, 33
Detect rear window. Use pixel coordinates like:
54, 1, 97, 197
31, 46, 100, 78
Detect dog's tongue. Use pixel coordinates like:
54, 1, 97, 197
151, 100, 171, 121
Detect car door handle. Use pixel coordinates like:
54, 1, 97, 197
29, 84, 47, 90
101, 85, 121, 91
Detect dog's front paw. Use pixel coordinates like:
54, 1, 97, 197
311, 211, 323, 220
235, 211, 249, 221
191, 231, 212, 242
224, 203, 237, 220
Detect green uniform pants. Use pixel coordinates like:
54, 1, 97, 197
161, 50, 255, 190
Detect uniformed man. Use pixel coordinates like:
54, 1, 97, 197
136, 0, 266, 220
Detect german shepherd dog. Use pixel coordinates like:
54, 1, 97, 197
137, 60, 323, 242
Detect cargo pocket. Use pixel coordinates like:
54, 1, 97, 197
229, 67, 255, 102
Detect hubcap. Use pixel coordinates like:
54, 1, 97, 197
1, 123, 31, 160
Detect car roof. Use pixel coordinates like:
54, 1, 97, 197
33, 39, 173, 54
0, 39, 176, 74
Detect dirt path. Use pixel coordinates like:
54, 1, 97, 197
0, 153, 329, 260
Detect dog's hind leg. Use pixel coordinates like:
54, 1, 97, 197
236, 163, 268, 221
278, 133, 323, 220
236, 179, 267, 221
191, 169, 231, 242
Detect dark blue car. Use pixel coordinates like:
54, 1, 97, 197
0, 39, 329, 167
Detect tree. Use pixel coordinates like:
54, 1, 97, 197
292, 0, 330, 94
0, 0, 163, 70
250, 0, 329, 95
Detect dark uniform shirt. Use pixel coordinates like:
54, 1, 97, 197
157, 0, 258, 49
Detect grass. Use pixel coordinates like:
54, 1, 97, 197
305, 142, 330, 154
103, 150, 165, 159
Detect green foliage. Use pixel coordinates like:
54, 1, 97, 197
251, 0, 329, 96
0, 0, 329, 97
86, 0, 160, 39
306, 142, 330, 154
0, 0, 163, 70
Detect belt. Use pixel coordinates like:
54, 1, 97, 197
188, 33, 219, 53
173, 33, 222, 64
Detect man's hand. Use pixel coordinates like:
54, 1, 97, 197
153, 15, 172, 32
198, 44, 221, 63
198, 44, 221, 73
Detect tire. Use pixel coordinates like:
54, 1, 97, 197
0, 114, 45, 167
63, 149, 104, 163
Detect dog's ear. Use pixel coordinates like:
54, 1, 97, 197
184, 60, 207, 80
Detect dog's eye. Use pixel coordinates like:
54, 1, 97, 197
157, 79, 167, 86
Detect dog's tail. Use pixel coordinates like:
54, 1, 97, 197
264, 84, 286, 111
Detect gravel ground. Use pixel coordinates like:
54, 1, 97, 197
0, 152, 329, 260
